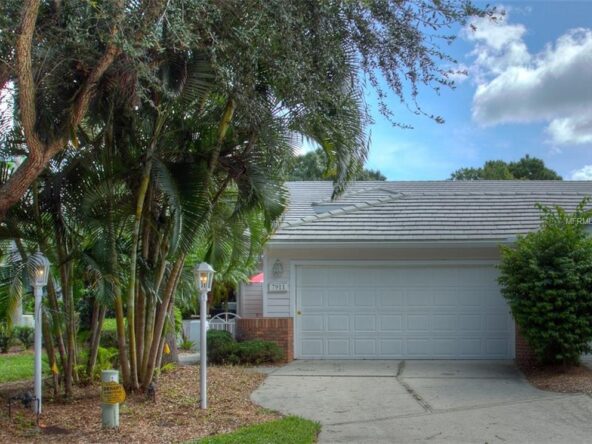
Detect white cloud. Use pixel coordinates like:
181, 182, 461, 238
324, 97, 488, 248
463, 9, 592, 146
463, 13, 530, 77
571, 165, 592, 180
547, 114, 592, 145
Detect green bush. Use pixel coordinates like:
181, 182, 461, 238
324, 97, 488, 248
207, 330, 235, 363
14, 326, 34, 349
499, 199, 592, 365
101, 318, 121, 349
0, 322, 13, 353
235, 340, 284, 365
207, 330, 283, 365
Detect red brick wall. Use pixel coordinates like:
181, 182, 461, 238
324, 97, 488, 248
515, 323, 537, 368
236, 318, 294, 362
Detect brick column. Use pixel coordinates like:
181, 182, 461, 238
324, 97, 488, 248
236, 318, 294, 362
515, 323, 537, 368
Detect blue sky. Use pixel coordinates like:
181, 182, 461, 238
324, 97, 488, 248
333, 1, 592, 180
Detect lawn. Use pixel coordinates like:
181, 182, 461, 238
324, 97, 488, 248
0, 351, 48, 383
196, 416, 321, 444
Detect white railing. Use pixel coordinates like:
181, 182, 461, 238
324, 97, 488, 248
208, 312, 240, 338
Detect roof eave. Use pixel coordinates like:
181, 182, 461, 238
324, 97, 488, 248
266, 238, 516, 250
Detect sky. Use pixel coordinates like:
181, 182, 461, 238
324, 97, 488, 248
306, 1, 592, 181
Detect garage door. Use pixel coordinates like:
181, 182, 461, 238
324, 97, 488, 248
295, 264, 514, 359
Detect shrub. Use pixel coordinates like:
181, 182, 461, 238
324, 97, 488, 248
0, 323, 13, 353
207, 330, 235, 363
14, 326, 34, 349
235, 340, 284, 365
101, 318, 121, 349
207, 330, 283, 365
499, 199, 592, 366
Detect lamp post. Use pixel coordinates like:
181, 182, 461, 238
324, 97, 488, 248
29, 251, 50, 415
193, 262, 215, 409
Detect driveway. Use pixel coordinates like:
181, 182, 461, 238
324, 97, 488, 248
252, 360, 592, 443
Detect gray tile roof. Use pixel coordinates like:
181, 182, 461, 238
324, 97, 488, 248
272, 181, 592, 243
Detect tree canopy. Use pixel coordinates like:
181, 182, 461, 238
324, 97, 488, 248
0, 0, 486, 216
450, 155, 562, 181
288, 148, 386, 181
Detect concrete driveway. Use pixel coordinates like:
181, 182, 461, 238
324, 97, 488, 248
252, 360, 592, 443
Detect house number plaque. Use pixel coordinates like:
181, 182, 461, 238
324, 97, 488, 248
268, 282, 289, 293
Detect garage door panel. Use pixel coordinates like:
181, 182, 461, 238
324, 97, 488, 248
354, 339, 376, 355
377, 289, 403, 306
433, 290, 459, 306
433, 338, 458, 356
433, 314, 457, 331
301, 289, 324, 307
296, 265, 514, 359
301, 339, 323, 357
407, 339, 431, 356
379, 315, 402, 331
300, 269, 328, 286
301, 315, 324, 332
406, 289, 433, 306
486, 338, 508, 356
459, 315, 482, 331
354, 290, 375, 307
486, 314, 510, 332
459, 338, 482, 356
354, 315, 376, 332
407, 315, 430, 331
327, 290, 349, 307
327, 315, 349, 332
327, 339, 349, 356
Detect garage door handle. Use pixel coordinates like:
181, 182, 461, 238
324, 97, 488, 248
297, 310, 302, 315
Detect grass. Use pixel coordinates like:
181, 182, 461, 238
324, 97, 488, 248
0, 351, 49, 383
196, 416, 321, 444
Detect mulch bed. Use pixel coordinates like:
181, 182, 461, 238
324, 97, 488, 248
522, 364, 592, 394
0, 365, 279, 443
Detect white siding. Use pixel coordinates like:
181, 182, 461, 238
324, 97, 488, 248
239, 283, 263, 317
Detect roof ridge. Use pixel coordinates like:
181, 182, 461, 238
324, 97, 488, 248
312, 185, 400, 205
283, 193, 406, 228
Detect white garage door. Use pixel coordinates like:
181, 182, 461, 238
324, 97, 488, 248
295, 264, 514, 359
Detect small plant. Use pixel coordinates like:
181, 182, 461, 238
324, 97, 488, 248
160, 362, 177, 374
179, 338, 195, 352
0, 322, 14, 353
14, 326, 34, 350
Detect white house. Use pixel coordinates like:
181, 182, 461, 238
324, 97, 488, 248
235, 180, 592, 363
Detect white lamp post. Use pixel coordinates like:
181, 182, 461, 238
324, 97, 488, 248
29, 251, 50, 415
193, 262, 215, 409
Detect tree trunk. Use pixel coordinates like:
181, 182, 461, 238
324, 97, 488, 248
86, 302, 106, 380
108, 211, 130, 387
141, 256, 184, 388
46, 278, 67, 375
126, 166, 152, 390
42, 315, 59, 398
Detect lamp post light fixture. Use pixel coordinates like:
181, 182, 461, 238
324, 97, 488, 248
193, 262, 215, 409
29, 251, 50, 415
